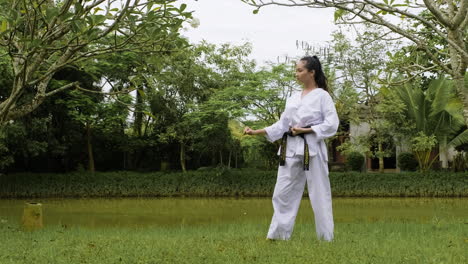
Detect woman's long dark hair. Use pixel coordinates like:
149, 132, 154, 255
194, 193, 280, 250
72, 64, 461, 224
300, 55, 328, 92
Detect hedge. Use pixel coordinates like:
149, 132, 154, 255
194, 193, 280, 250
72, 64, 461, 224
0, 169, 466, 198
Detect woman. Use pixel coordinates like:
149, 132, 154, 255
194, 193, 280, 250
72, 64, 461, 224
243, 56, 339, 241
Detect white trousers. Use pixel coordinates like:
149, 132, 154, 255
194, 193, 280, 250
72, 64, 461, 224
267, 154, 334, 241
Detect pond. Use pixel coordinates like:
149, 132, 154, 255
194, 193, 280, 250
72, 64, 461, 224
0, 198, 466, 228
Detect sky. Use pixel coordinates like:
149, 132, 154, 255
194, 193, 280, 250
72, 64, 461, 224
180, 0, 338, 66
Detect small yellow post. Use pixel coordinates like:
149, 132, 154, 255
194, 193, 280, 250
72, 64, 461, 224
21, 202, 43, 230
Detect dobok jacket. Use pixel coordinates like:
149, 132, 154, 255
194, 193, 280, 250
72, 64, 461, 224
264, 88, 339, 162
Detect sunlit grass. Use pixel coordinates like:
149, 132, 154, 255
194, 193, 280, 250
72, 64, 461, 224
1, 218, 466, 264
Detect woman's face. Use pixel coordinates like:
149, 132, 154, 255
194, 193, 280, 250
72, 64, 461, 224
295, 61, 314, 84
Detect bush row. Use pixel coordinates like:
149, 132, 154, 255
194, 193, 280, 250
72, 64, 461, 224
0, 169, 466, 198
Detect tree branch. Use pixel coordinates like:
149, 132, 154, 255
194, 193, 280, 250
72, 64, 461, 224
422, 0, 451, 27
454, 0, 468, 28
44, 81, 79, 97
246, 0, 468, 63
76, 84, 133, 95
334, 5, 454, 75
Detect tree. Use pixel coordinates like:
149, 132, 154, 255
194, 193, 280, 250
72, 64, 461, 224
130, 42, 255, 171
212, 62, 298, 169
0, 0, 191, 123
389, 77, 468, 170
214, 63, 296, 124
327, 25, 395, 172
242, 0, 468, 125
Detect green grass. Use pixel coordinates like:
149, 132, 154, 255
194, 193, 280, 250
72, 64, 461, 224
1, 219, 466, 264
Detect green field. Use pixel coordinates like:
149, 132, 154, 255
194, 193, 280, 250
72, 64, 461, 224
1, 219, 466, 264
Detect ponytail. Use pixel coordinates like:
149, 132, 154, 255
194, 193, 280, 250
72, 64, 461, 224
300, 55, 328, 92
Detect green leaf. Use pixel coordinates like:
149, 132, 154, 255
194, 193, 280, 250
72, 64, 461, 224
253, 9, 259, 14
60, 12, 74, 22
143, 111, 156, 119
71, 20, 86, 33
29, 39, 42, 48
180, 4, 187, 12
444, 98, 464, 124
74, 2, 83, 13
428, 77, 452, 116
46, 7, 59, 23
334, 9, 346, 22
137, 89, 146, 98
0, 20, 7, 33
93, 7, 103, 14
376, 10, 388, 15
448, 129, 468, 148
93, 15, 107, 25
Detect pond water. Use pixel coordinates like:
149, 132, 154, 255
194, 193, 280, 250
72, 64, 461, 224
0, 198, 466, 228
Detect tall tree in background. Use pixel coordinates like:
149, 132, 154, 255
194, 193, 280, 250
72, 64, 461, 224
158, 42, 254, 171
242, 0, 468, 125
0, 0, 191, 123
211, 62, 298, 169
329, 25, 396, 172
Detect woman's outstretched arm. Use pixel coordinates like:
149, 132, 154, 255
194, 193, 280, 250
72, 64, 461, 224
243, 127, 266, 136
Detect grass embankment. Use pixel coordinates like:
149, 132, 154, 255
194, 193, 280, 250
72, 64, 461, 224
0, 169, 466, 198
0, 219, 466, 264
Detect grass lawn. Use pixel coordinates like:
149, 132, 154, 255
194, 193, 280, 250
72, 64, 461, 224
1, 219, 466, 264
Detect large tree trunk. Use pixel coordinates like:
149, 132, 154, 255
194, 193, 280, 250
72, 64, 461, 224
227, 150, 232, 169
86, 122, 95, 173
378, 142, 384, 173
121, 120, 127, 170
235, 152, 238, 169
180, 143, 186, 173
447, 28, 468, 126
363, 154, 369, 173
439, 144, 449, 169
133, 88, 143, 137
211, 150, 216, 166
455, 77, 468, 125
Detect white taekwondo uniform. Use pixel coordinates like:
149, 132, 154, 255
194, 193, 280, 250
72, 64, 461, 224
264, 88, 339, 241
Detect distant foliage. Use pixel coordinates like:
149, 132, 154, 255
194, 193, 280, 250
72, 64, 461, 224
346, 152, 365, 171
397, 152, 418, 171
452, 152, 468, 172
0, 170, 465, 198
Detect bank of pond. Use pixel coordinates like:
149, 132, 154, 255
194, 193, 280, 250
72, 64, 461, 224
1, 197, 467, 228
0, 170, 466, 198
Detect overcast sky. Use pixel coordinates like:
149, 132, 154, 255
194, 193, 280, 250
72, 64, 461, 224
180, 0, 338, 65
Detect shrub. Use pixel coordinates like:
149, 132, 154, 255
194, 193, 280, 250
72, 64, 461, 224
397, 152, 418, 171
452, 152, 468, 172
346, 152, 365, 171
0, 170, 466, 198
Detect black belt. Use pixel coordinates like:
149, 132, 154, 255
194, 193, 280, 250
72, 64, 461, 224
279, 127, 310, 170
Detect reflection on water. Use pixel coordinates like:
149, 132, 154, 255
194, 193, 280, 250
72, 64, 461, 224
0, 198, 466, 228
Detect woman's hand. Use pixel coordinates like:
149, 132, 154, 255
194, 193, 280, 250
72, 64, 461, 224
291, 126, 313, 136
243, 126, 254, 135
243, 127, 266, 136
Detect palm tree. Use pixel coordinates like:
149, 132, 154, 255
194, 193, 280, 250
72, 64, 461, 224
393, 76, 468, 171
